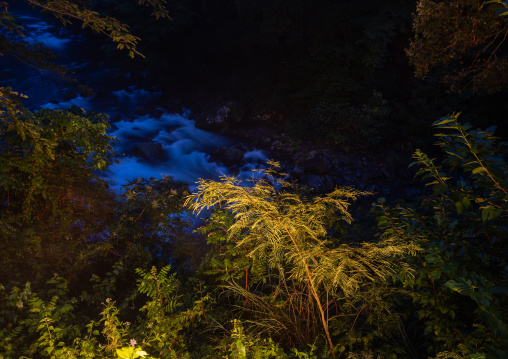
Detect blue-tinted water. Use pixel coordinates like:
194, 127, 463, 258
1, 10, 266, 191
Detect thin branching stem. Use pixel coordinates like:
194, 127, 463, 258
280, 221, 336, 357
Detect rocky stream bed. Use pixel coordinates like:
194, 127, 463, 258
187, 100, 426, 203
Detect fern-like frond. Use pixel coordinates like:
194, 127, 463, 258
187, 163, 415, 356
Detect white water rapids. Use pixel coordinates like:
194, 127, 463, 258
1, 10, 267, 191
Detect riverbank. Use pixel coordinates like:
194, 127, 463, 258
179, 96, 426, 202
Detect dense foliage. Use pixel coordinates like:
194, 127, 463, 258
375, 115, 508, 358
2, 105, 507, 357
407, 0, 508, 93
1, 0, 169, 58
0, 87, 117, 281
2, 0, 508, 358
186, 164, 417, 356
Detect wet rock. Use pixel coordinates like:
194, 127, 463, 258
271, 140, 281, 147
343, 175, 355, 184
230, 167, 240, 176
334, 177, 345, 186
134, 105, 150, 116
300, 175, 323, 190
210, 146, 228, 158
132, 142, 164, 159
222, 146, 246, 166
62, 90, 77, 101
163, 124, 183, 133
361, 168, 386, 182
300, 174, 336, 192
235, 144, 248, 153
150, 108, 165, 118
110, 114, 123, 122
210, 145, 247, 166
291, 165, 304, 176
253, 110, 282, 124
300, 175, 334, 192
303, 156, 332, 175
195, 101, 245, 130
322, 175, 334, 191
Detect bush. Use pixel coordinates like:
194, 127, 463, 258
374, 113, 508, 357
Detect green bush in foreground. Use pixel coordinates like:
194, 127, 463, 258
0, 264, 210, 359
187, 163, 416, 357
375, 114, 508, 358
1, 112, 507, 358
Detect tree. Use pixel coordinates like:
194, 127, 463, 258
407, 0, 508, 93
0, 88, 118, 280
0, 0, 171, 94
0, 0, 174, 281
1, 0, 169, 58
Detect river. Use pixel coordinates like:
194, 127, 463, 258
1, 9, 266, 191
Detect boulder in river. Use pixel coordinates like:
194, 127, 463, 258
222, 146, 246, 166
303, 156, 332, 175
209, 145, 247, 166
132, 142, 164, 159
210, 146, 228, 158
300, 175, 334, 192
195, 101, 245, 130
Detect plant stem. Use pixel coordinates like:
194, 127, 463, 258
281, 222, 336, 357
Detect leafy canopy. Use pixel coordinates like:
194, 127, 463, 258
1, 0, 170, 57
407, 0, 508, 93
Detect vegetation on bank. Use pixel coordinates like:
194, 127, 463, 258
1, 89, 507, 357
1, 0, 508, 358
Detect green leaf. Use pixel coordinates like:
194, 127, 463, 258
472, 167, 487, 174
116, 348, 132, 359
236, 341, 246, 358
445, 278, 474, 295
434, 118, 457, 126
462, 196, 471, 209
481, 206, 502, 222
455, 201, 464, 214
432, 183, 447, 195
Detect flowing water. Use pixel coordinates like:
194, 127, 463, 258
1, 10, 266, 191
